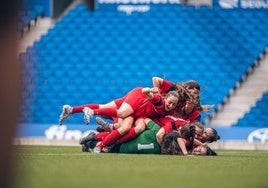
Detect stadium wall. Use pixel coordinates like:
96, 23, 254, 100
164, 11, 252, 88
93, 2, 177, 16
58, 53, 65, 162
13, 124, 268, 150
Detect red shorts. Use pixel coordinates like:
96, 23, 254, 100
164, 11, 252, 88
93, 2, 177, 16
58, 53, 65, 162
123, 87, 148, 112
114, 97, 125, 109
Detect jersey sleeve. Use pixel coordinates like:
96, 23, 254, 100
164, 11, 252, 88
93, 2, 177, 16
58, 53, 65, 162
182, 108, 201, 123
150, 94, 163, 106
161, 117, 188, 133
160, 79, 175, 94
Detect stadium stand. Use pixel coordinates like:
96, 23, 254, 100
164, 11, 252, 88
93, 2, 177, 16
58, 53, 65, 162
235, 91, 268, 128
18, 0, 45, 37
18, 2, 268, 129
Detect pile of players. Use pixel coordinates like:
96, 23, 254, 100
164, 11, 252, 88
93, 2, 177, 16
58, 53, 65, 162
59, 77, 220, 156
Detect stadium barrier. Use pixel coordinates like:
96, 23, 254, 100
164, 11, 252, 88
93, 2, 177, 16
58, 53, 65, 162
14, 124, 268, 150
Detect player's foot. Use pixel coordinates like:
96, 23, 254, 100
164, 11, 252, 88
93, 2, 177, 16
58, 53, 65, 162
59, 104, 73, 125
83, 107, 94, 125
95, 117, 113, 132
93, 146, 101, 153
79, 132, 96, 145
93, 141, 104, 153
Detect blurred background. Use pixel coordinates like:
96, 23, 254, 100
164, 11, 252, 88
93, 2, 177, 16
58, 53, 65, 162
16, 0, 268, 149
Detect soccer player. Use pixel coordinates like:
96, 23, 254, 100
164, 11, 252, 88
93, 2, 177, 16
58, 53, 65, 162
152, 76, 212, 123
160, 127, 217, 156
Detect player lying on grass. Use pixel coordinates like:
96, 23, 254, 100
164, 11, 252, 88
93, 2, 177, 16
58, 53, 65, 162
96, 115, 220, 146
79, 118, 217, 156
160, 130, 217, 156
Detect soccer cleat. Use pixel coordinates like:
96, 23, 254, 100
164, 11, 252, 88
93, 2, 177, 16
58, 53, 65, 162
83, 107, 94, 125
79, 132, 96, 145
96, 126, 105, 132
82, 144, 90, 152
95, 117, 113, 132
59, 104, 73, 125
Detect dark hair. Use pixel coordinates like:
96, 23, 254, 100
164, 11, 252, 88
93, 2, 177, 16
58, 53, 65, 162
180, 125, 195, 151
184, 80, 201, 91
177, 81, 213, 112
207, 128, 220, 143
180, 125, 195, 140
205, 145, 217, 156
161, 131, 182, 155
175, 82, 193, 102
161, 125, 196, 155
175, 82, 203, 111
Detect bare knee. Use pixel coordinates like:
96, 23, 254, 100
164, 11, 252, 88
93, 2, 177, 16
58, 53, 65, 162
134, 125, 145, 134
117, 117, 133, 134
118, 123, 132, 134
134, 119, 146, 134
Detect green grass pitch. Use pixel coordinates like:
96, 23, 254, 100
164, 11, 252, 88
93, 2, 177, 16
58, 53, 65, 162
12, 145, 268, 188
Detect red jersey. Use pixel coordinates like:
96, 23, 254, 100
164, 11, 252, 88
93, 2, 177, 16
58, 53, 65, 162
152, 116, 188, 133
182, 108, 200, 123
133, 94, 176, 119
160, 80, 200, 122
177, 101, 201, 123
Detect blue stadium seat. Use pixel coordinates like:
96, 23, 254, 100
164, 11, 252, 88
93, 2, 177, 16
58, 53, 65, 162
234, 92, 268, 128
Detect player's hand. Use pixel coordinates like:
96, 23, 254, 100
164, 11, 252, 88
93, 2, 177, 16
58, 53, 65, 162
150, 87, 159, 93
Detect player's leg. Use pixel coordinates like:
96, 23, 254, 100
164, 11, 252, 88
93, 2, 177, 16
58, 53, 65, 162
79, 131, 96, 145
95, 117, 114, 132
115, 118, 146, 144
59, 100, 119, 125
83, 88, 146, 124
83, 102, 134, 124
59, 103, 103, 125
94, 116, 134, 153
